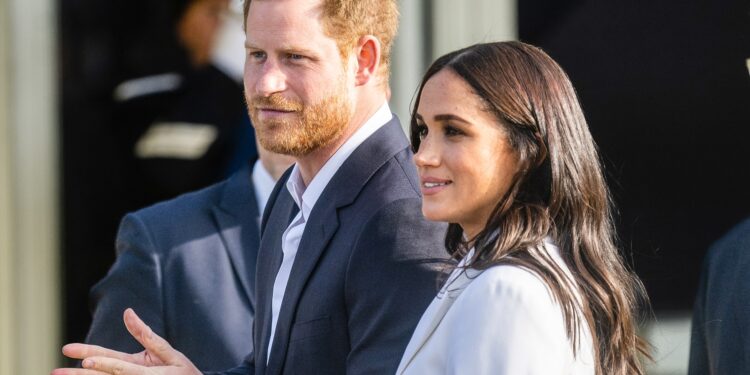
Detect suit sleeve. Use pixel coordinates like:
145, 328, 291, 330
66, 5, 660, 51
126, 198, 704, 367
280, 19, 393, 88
443, 267, 584, 374
344, 198, 448, 375
85, 213, 166, 353
203, 354, 254, 375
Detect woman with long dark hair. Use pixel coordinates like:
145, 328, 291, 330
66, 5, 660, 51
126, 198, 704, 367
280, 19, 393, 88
396, 41, 650, 374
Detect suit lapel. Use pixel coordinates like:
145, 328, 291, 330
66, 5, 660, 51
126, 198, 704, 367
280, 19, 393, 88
265, 198, 340, 374
256, 187, 298, 375
397, 267, 480, 374
265, 118, 410, 374
210, 166, 260, 309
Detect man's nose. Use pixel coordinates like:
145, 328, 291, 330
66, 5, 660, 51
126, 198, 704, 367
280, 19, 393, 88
254, 61, 287, 96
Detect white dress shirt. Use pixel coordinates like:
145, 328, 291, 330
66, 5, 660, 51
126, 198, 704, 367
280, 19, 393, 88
266, 103, 393, 361
251, 159, 278, 216
397, 238, 595, 374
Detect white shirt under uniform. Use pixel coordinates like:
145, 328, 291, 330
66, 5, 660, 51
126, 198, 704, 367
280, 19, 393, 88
266, 103, 393, 362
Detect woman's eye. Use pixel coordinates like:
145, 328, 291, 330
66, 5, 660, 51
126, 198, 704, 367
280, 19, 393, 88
444, 125, 463, 137
416, 124, 428, 140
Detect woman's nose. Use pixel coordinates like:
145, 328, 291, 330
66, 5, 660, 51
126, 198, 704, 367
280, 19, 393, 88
413, 138, 440, 168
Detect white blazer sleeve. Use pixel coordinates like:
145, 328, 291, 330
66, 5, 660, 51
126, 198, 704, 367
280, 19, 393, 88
444, 266, 581, 374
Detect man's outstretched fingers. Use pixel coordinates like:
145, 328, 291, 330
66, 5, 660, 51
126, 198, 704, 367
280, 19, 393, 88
62, 343, 135, 363
51, 367, 112, 375
123, 308, 180, 365
82, 356, 147, 375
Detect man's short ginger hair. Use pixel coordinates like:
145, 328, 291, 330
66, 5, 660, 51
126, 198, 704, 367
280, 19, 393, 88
243, 0, 399, 80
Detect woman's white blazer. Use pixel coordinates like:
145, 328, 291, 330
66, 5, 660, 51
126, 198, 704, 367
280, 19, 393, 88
396, 240, 596, 374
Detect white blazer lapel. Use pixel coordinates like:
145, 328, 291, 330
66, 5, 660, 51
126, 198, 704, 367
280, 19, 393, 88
397, 266, 480, 373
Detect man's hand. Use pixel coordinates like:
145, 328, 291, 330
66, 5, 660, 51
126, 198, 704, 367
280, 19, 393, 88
51, 308, 201, 375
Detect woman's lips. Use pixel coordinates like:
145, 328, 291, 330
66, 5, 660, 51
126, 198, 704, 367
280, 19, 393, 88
420, 177, 452, 196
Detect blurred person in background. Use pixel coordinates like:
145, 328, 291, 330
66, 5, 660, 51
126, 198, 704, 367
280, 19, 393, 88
689, 216, 750, 374
85, 139, 293, 371
77, 0, 286, 371
114, 0, 253, 212
60, 0, 256, 348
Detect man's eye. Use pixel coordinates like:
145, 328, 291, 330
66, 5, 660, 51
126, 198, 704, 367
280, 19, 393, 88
249, 51, 266, 60
288, 53, 305, 60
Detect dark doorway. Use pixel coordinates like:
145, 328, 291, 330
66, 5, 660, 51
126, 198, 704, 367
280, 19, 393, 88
519, 1, 750, 311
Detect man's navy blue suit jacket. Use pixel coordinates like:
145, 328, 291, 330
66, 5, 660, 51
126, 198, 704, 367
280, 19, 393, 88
215, 117, 449, 375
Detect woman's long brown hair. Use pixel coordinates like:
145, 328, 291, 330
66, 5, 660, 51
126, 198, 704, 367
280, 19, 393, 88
410, 41, 651, 374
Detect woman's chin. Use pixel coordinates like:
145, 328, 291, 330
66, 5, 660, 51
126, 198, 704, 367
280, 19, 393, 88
421, 207, 452, 223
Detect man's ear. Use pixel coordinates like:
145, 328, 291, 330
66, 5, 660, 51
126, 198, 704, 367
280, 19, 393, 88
353, 35, 381, 86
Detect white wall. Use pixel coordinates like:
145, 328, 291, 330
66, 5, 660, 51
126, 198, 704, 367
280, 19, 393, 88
0, 0, 61, 372
390, 0, 428, 125
0, 1, 16, 372
431, 0, 517, 58
390, 0, 517, 127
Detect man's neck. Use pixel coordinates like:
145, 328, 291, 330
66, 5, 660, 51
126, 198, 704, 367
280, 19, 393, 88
296, 98, 386, 185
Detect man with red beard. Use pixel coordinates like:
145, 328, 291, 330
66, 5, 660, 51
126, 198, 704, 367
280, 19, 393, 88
53, 0, 449, 374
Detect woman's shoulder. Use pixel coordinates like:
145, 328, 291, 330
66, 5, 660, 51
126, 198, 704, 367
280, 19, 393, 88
448, 263, 593, 368
461, 239, 571, 303
459, 263, 559, 313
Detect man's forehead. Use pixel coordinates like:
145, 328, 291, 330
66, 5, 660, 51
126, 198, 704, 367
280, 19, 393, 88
245, 0, 331, 47
247, 0, 325, 29
247, 0, 324, 21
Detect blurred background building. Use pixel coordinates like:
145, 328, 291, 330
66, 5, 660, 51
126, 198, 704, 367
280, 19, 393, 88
1, 0, 748, 373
